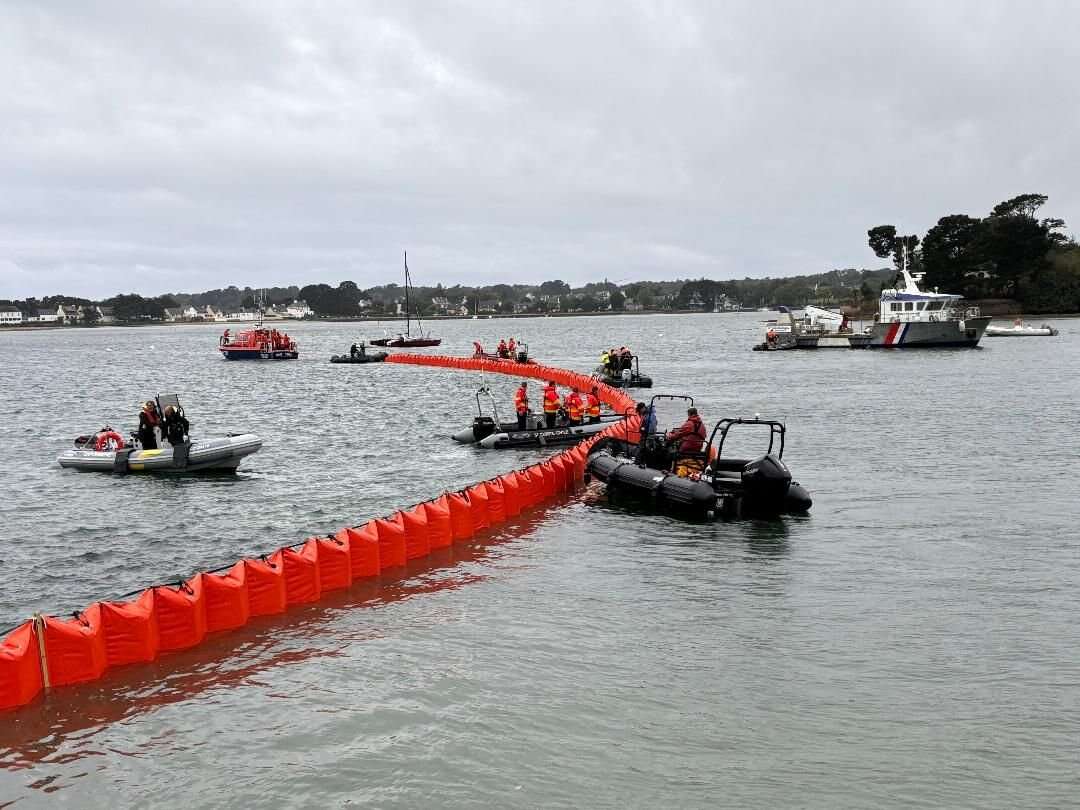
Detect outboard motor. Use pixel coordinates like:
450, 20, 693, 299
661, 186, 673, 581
740, 454, 792, 515
640, 434, 668, 469
471, 416, 497, 442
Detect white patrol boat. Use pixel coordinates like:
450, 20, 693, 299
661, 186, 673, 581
860, 254, 991, 348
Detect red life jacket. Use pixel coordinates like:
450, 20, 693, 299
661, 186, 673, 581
672, 415, 706, 453
514, 386, 528, 414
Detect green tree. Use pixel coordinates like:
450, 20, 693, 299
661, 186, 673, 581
921, 214, 984, 293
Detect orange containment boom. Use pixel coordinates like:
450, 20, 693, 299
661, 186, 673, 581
0, 354, 640, 712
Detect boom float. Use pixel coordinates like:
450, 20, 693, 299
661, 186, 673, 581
0, 355, 639, 712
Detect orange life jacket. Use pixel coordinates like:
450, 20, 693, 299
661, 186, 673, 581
586, 393, 600, 418
543, 386, 559, 413
514, 386, 528, 414
565, 393, 583, 421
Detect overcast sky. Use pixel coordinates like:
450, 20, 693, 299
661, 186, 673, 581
2, 1, 1078, 299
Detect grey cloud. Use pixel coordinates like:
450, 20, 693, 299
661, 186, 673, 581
1, 0, 1078, 298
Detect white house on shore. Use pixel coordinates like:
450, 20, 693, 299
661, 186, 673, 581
0, 307, 23, 325
286, 300, 314, 318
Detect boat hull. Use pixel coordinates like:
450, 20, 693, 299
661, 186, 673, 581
865, 316, 991, 347
330, 353, 388, 363
369, 337, 441, 348
220, 348, 298, 360
478, 418, 622, 449
586, 448, 811, 520
985, 325, 1058, 337
58, 434, 262, 473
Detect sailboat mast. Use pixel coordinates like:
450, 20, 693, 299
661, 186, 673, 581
404, 251, 410, 336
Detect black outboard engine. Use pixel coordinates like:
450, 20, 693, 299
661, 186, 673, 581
471, 416, 497, 442
740, 454, 792, 515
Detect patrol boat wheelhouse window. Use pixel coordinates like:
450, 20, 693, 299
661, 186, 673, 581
926, 301, 945, 311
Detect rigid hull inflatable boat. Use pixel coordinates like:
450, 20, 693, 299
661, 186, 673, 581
593, 355, 653, 388
58, 434, 262, 473
453, 386, 624, 448
985, 319, 1058, 337
586, 398, 810, 520
330, 345, 388, 363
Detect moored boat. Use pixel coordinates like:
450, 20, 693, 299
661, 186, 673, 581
985, 319, 1059, 337
369, 252, 442, 347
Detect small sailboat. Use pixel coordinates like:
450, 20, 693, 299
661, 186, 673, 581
369, 252, 442, 348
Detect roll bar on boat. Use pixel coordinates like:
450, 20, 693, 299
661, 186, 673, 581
704, 418, 786, 461
474, 385, 502, 426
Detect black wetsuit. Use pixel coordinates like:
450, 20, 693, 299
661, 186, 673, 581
163, 412, 189, 446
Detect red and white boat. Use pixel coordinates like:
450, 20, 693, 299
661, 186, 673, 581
219, 300, 299, 360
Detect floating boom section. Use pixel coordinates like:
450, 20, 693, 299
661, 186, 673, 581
0, 354, 639, 711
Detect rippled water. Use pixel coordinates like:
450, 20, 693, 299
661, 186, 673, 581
1, 314, 1078, 808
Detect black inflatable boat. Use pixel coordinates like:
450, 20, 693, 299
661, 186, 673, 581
586, 397, 811, 520
593, 355, 653, 388
452, 386, 623, 448
331, 344, 388, 363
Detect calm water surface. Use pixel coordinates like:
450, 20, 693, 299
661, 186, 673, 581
0, 314, 1077, 808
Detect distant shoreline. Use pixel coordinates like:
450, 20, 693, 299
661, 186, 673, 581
4, 307, 1079, 332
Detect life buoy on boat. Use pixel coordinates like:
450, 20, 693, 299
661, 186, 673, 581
93, 430, 125, 451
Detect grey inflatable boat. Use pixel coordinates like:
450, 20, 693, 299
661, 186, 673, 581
58, 433, 262, 473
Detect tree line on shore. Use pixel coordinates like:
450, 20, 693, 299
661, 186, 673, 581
867, 193, 1078, 313
5, 192, 1077, 323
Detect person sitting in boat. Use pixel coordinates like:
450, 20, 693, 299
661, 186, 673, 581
497, 338, 509, 358
162, 405, 190, 447
542, 380, 560, 429
137, 400, 159, 450
508, 337, 517, 356
666, 407, 706, 456
563, 387, 584, 426
766, 328, 778, 346
586, 387, 601, 424
619, 347, 633, 371
513, 381, 529, 431
599, 349, 610, 375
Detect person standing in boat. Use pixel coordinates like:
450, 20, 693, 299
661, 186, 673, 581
542, 381, 560, 429
667, 407, 706, 454
508, 337, 517, 357
586, 387, 602, 424
564, 387, 584, 426
599, 349, 610, 374
137, 400, 160, 450
162, 405, 190, 446
497, 338, 508, 358
513, 381, 529, 431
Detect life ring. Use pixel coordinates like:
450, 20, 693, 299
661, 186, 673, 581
94, 430, 125, 451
